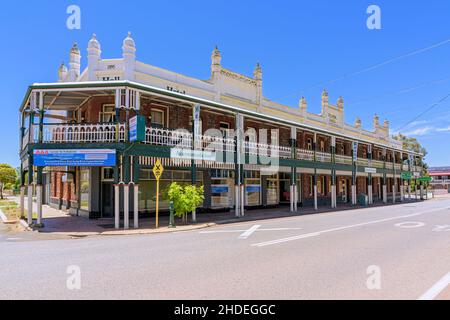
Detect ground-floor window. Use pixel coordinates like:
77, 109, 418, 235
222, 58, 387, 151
245, 171, 261, 206
79, 168, 90, 211
211, 170, 234, 208
266, 174, 279, 205
138, 169, 203, 211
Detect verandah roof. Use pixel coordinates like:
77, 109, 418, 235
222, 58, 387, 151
19, 80, 422, 156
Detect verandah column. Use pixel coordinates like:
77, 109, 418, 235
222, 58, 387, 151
392, 151, 397, 204
313, 133, 318, 210
351, 141, 357, 206
368, 144, 373, 205
35, 91, 45, 226
20, 164, 25, 219
114, 154, 122, 230
123, 155, 131, 230
132, 156, 140, 229
331, 137, 337, 209
234, 113, 244, 217
382, 149, 387, 204
290, 127, 297, 213
191, 104, 201, 223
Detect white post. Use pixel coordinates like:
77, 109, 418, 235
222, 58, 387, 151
240, 185, 245, 217
314, 185, 318, 210
368, 185, 373, 205
420, 184, 424, 200
331, 185, 337, 209
134, 184, 139, 229
235, 186, 240, 218
20, 186, 25, 219
27, 185, 33, 225
383, 185, 387, 203
36, 185, 43, 225
392, 184, 396, 204
415, 184, 418, 200
124, 184, 129, 230
400, 184, 404, 202
294, 184, 298, 212
408, 184, 411, 200
290, 185, 294, 212
115, 185, 120, 229
352, 185, 357, 205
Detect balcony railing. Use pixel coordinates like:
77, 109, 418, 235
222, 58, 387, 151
20, 123, 422, 172
335, 154, 353, 165
32, 123, 127, 144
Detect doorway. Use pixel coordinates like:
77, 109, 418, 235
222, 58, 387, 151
101, 183, 114, 218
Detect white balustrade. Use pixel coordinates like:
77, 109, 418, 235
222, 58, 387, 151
40, 123, 125, 143
335, 154, 353, 165
297, 149, 315, 161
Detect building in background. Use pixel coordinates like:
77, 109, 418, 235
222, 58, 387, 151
18, 33, 424, 229
429, 167, 450, 193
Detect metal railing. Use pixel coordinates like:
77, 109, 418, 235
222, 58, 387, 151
35, 123, 126, 144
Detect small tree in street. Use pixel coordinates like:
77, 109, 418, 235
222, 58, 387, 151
0, 164, 17, 200
166, 183, 204, 224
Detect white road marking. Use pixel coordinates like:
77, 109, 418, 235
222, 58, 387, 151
394, 222, 426, 229
6, 238, 21, 241
418, 272, 450, 300
433, 225, 450, 232
199, 227, 304, 235
238, 225, 261, 239
252, 207, 449, 248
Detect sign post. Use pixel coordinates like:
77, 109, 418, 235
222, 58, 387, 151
153, 159, 164, 229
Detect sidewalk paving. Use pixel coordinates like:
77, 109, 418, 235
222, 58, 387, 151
5, 194, 436, 238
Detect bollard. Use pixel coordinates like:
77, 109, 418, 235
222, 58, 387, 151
169, 201, 176, 228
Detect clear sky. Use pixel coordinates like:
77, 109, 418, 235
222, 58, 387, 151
1, 0, 449, 167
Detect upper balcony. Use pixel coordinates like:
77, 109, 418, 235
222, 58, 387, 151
22, 123, 420, 173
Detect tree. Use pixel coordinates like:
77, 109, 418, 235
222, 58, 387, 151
393, 134, 428, 173
166, 183, 205, 223
0, 164, 18, 199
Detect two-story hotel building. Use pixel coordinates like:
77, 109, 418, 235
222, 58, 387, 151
18, 33, 424, 229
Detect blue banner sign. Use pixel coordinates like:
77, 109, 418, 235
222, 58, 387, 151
246, 185, 261, 193
129, 115, 146, 142
33, 149, 116, 167
211, 185, 229, 194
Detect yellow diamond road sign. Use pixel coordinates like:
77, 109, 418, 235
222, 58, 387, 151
153, 160, 164, 181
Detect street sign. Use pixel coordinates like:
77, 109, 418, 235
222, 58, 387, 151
365, 167, 377, 174
352, 142, 358, 162
153, 159, 164, 229
401, 172, 412, 180
129, 115, 146, 142
153, 159, 164, 181
33, 149, 116, 167
418, 177, 432, 182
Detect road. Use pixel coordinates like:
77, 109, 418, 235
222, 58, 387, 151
1, 198, 450, 300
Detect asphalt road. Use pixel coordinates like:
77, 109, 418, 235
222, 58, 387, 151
1, 198, 450, 300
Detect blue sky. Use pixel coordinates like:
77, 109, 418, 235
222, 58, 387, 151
1, 0, 449, 167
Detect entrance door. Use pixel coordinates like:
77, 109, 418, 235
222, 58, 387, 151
342, 179, 349, 203
101, 183, 114, 218
279, 179, 290, 204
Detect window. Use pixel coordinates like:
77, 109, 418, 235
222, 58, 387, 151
220, 122, 230, 137
100, 104, 116, 123
102, 168, 114, 182
150, 110, 165, 127
79, 168, 90, 211
320, 140, 325, 152
340, 145, 345, 155
307, 138, 313, 150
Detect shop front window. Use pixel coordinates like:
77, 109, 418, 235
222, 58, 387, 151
80, 168, 90, 211
211, 170, 234, 208
245, 171, 261, 206
138, 170, 203, 212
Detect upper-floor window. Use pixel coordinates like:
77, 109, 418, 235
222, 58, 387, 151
150, 110, 165, 128
100, 104, 116, 123
220, 122, 230, 138
320, 140, 325, 152
306, 138, 313, 150
340, 145, 345, 155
